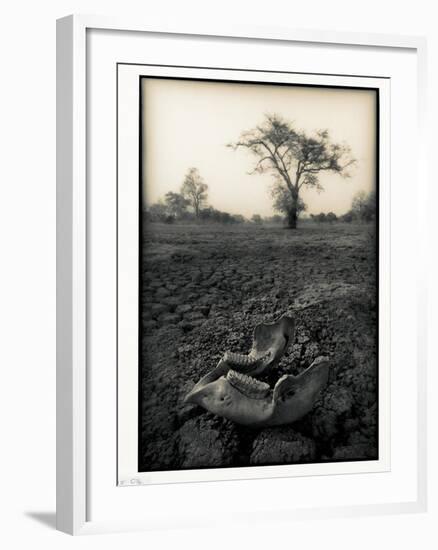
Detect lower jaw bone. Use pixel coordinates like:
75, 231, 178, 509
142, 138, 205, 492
186, 356, 330, 427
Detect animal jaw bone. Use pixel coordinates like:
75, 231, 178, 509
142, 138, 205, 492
184, 315, 329, 426
186, 315, 295, 398
185, 356, 330, 427
224, 315, 295, 375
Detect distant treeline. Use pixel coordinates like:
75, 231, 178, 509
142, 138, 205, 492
145, 203, 247, 224
309, 190, 376, 224
144, 164, 376, 226
145, 167, 251, 224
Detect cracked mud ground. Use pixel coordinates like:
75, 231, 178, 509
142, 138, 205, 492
139, 221, 378, 471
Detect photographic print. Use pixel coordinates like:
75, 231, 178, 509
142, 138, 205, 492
138, 76, 378, 472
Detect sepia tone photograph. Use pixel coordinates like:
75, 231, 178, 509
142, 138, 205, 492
138, 76, 378, 472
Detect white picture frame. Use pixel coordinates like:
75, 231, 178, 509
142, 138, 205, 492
56, 14, 427, 535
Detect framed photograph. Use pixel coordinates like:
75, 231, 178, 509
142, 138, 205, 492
57, 15, 427, 534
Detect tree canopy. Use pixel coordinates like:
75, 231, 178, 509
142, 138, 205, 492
180, 167, 209, 217
350, 190, 376, 222
164, 191, 189, 218
228, 114, 355, 228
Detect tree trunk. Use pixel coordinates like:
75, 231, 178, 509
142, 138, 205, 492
287, 206, 297, 229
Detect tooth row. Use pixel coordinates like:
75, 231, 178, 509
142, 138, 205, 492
224, 351, 257, 366
226, 369, 270, 399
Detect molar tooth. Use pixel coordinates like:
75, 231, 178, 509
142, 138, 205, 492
227, 369, 270, 399
225, 351, 260, 367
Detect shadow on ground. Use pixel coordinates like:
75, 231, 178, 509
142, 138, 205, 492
25, 511, 56, 530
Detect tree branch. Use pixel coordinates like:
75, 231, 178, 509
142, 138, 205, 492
248, 155, 272, 174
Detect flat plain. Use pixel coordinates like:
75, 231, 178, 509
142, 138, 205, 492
139, 221, 378, 471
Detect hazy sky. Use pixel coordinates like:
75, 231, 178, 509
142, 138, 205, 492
141, 78, 376, 217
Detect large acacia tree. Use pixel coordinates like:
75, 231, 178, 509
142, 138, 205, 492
181, 167, 208, 218
228, 114, 355, 228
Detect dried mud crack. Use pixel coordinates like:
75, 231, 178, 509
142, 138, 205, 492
139, 222, 378, 471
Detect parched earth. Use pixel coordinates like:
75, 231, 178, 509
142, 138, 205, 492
139, 221, 378, 471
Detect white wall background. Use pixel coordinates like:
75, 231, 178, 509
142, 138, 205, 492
0, 0, 436, 547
